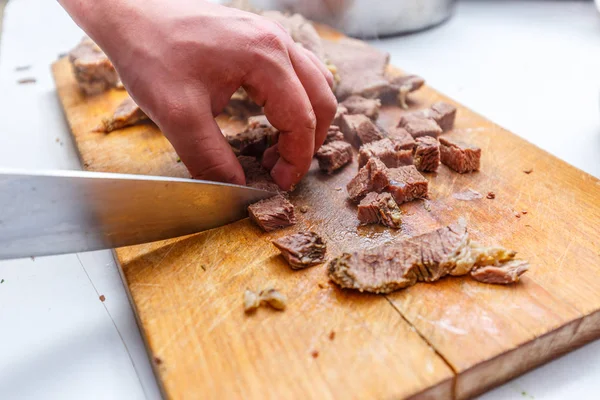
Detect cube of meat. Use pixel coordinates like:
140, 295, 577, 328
439, 137, 481, 173
398, 114, 443, 139
357, 192, 402, 229
386, 165, 428, 204
333, 105, 348, 126
358, 138, 412, 169
387, 127, 416, 150
413, 136, 440, 173
346, 158, 389, 203
228, 122, 279, 158
95, 95, 149, 133
238, 156, 280, 193
272, 232, 327, 270
68, 37, 121, 96
324, 125, 345, 144
316, 141, 353, 174
430, 102, 457, 132
341, 95, 381, 120
340, 114, 385, 148
248, 194, 296, 232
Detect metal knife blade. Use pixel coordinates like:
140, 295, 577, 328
0, 169, 275, 260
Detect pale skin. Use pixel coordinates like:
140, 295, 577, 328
59, 0, 337, 190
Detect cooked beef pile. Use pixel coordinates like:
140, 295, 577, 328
439, 137, 481, 173
358, 138, 413, 169
346, 158, 390, 203
68, 37, 122, 96
248, 194, 296, 232
324, 125, 344, 144
316, 141, 353, 174
228, 117, 279, 157
341, 95, 382, 120
329, 220, 529, 293
272, 232, 327, 269
387, 127, 416, 150
357, 192, 402, 229
413, 136, 440, 173
339, 114, 384, 148
399, 114, 443, 139
95, 95, 149, 133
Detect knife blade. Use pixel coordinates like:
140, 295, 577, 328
0, 169, 275, 260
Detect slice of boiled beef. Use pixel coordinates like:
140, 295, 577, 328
386, 165, 428, 204
346, 158, 390, 203
324, 125, 345, 144
228, 121, 279, 158
248, 194, 296, 232
413, 136, 440, 172
398, 114, 443, 139
316, 141, 353, 174
470, 260, 529, 284
358, 138, 412, 169
339, 114, 384, 148
439, 137, 481, 173
357, 192, 402, 229
68, 37, 121, 96
272, 232, 327, 269
387, 127, 416, 150
95, 95, 149, 133
341, 95, 382, 120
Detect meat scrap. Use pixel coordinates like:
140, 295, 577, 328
358, 138, 412, 169
341, 95, 382, 120
413, 136, 440, 172
95, 95, 149, 133
386, 165, 428, 204
333, 105, 348, 126
228, 118, 279, 158
346, 158, 390, 203
339, 114, 385, 148
248, 194, 296, 232
324, 125, 345, 144
244, 288, 287, 313
387, 127, 416, 150
68, 37, 121, 95
224, 88, 261, 119
316, 141, 353, 174
439, 137, 481, 173
272, 232, 327, 270
237, 155, 279, 192
328, 220, 529, 293
388, 75, 426, 109
357, 192, 402, 229
399, 114, 443, 139
470, 260, 529, 284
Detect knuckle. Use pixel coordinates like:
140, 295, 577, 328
251, 24, 288, 58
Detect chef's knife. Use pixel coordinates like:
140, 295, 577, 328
0, 169, 275, 260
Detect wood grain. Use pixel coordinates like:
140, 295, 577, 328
52, 26, 600, 399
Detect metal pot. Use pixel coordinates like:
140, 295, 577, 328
249, 0, 457, 37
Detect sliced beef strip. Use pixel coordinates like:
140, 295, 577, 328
316, 141, 353, 174
272, 232, 327, 270
68, 37, 121, 96
357, 192, 402, 229
228, 124, 279, 158
248, 194, 296, 232
341, 95, 382, 120
95, 95, 149, 133
439, 137, 481, 173
324, 125, 345, 144
333, 105, 348, 126
398, 114, 443, 139
346, 158, 390, 203
339, 114, 384, 148
387, 127, 416, 150
470, 260, 529, 284
386, 165, 428, 204
413, 136, 440, 173
358, 138, 412, 169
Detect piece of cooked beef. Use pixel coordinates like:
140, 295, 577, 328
224, 88, 261, 119
430, 102, 457, 132
339, 114, 385, 148
272, 232, 327, 270
333, 105, 348, 126
386, 165, 428, 204
387, 127, 416, 150
470, 260, 529, 284
95, 95, 149, 133
248, 194, 296, 232
413, 136, 440, 172
387, 75, 426, 109
324, 125, 345, 144
68, 37, 121, 96
398, 114, 443, 139
261, 11, 326, 62
316, 141, 353, 174
237, 155, 280, 192
228, 122, 279, 158
357, 192, 402, 229
341, 95, 382, 120
347, 158, 390, 203
358, 138, 412, 169
439, 137, 481, 173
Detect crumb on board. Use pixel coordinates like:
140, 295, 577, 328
523, 169, 533, 174
15, 65, 31, 71
99, 295, 106, 302
244, 287, 287, 313
525, 224, 532, 228
522, 211, 528, 215
153, 356, 163, 365
423, 200, 432, 212
486, 191, 495, 199
514, 211, 521, 218
200, 265, 206, 271
334, 187, 343, 191
328, 331, 336, 341
318, 283, 326, 289
311, 350, 319, 358
300, 205, 309, 213
17, 77, 37, 84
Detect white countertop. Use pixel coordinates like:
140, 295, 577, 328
0, 0, 598, 399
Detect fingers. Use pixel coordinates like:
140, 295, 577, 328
300, 46, 334, 90
262, 144, 279, 171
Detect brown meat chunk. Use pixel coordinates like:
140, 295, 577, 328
333, 105, 348, 126
324, 125, 345, 144
237, 156, 280, 193
95, 96, 149, 133
470, 260, 529, 284
316, 141, 353, 174
358, 138, 412, 168
357, 192, 402, 229
339, 114, 384, 148
272, 232, 327, 270
224, 88, 261, 119
228, 122, 279, 158
346, 158, 390, 203
387, 127, 416, 150
386, 166, 428, 204
413, 136, 440, 172
248, 194, 296, 232
341, 95, 382, 120
439, 137, 481, 173
398, 114, 443, 139
430, 102, 457, 132
68, 37, 121, 95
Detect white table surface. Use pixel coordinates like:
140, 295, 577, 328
0, 0, 598, 399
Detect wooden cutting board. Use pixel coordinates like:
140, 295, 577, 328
52, 25, 600, 400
